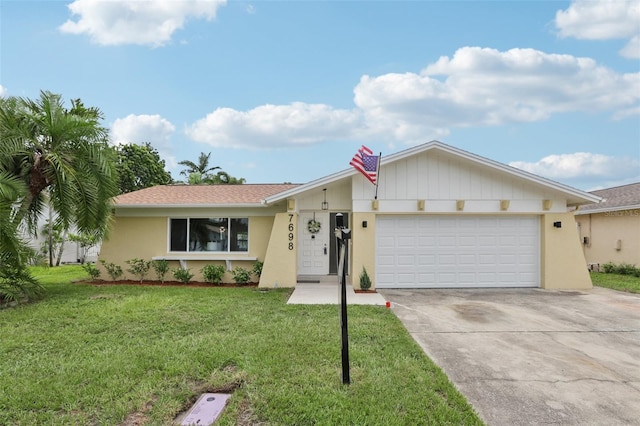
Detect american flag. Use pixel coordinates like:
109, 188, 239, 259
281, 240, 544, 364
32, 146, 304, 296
349, 145, 379, 185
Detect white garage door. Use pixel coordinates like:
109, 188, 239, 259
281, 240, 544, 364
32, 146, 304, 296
376, 216, 539, 288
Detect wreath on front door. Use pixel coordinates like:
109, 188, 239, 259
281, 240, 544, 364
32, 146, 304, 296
307, 219, 321, 234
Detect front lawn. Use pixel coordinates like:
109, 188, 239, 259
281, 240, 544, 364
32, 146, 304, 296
0, 266, 482, 425
591, 271, 640, 293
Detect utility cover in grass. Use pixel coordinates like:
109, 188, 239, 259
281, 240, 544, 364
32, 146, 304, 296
179, 393, 231, 426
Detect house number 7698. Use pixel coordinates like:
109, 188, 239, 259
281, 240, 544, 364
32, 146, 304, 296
288, 214, 294, 250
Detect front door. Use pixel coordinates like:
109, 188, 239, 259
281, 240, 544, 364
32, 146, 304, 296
298, 211, 330, 275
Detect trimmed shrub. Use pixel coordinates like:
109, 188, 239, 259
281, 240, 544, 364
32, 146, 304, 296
83, 262, 101, 280
100, 260, 123, 281
252, 260, 264, 279
601, 262, 640, 276
616, 263, 638, 276
152, 259, 170, 283
202, 264, 226, 285
359, 266, 372, 290
173, 268, 194, 284
231, 266, 251, 285
126, 258, 151, 283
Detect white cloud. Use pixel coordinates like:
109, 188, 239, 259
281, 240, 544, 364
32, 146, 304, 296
509, 152, 640, 181
60, 0, 227, 47
555, 0, 640, 58
187, 47, 639, 149
0, 85, 6, 97
110, 114, 177, 167
354, 47, 639, 141
187, 102, 363, 149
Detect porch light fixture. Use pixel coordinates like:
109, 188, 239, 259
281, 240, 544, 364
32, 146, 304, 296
321, 188, 329, 210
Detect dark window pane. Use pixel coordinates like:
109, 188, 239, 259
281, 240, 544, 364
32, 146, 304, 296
190, 218, 228, 251
230, 218, 249, 252
170, 219, 187, 252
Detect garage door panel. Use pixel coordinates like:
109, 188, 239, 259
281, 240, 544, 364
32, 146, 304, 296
377, 255, 395, 266
397, 255, 415, 266
376, 215, 539, 288
417, 273, 436, 283
459, 273, 477, 283
458, 235, 477, 247
417, 236, 436, 246
438, 254, 456, 265
459, 254, 476, 265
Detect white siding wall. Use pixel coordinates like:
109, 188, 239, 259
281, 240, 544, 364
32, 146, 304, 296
297, 181, 351, 211
352, 151, 567, 213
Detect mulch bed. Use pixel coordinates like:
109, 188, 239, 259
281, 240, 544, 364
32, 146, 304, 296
80, 279, 258, 288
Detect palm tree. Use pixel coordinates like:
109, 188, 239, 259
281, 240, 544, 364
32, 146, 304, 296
0, 91, 118, 265
0, 171, 44, 302
178, 152, 220, 180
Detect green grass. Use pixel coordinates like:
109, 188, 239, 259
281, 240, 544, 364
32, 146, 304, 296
591, 271, 640, 293
0, 266, 482, 425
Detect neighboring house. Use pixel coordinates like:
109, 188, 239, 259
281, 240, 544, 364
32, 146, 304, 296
574, 182, 640, 269
98, 141, 600, 290
25, 206, 100, 265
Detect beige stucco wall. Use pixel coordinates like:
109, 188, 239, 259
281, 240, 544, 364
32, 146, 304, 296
99, 215, 272, 283
540, 212, 592, 289
99, 216, 168, 278
350, 212, 377, 290
575, 210, 640, 267
259, 212, 298, 288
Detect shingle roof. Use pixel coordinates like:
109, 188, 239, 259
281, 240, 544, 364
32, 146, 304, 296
578, 182, 640, 213
114, 184, 300, 206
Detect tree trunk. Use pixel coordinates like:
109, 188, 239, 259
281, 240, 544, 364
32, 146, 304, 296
55, 230, 67, 266
48, 206, 54, 267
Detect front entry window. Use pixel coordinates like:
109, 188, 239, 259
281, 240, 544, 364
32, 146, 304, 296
169, 218, 249, 252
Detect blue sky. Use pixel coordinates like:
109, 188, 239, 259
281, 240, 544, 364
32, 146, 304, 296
1, 0, 639, 191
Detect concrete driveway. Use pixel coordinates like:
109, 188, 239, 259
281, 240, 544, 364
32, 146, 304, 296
379, 287, 640, 426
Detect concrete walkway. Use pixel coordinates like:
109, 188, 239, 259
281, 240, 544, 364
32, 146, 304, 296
287, 281, 387, 305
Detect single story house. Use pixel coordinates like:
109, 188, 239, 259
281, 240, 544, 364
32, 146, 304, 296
574, 182, 640, 270
98, 141, 600, 290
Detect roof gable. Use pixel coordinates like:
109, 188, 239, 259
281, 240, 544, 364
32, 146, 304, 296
265, 140, 601, 206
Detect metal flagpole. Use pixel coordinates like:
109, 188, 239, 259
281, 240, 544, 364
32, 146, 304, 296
374, 152, 382, 200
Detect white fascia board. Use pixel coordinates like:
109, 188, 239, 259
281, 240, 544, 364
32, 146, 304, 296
114, 203, 268, 209
575, 204, 640, 215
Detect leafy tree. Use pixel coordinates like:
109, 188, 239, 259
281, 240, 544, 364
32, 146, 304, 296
115, 142, 172, 194
0, 91, 118, 238
187, 171, 245, 185
68, 232, 99, 264
179, 152, 245, 185
209, 171, 246, 184
0, 172, 44, 302
40, 217, 66, 267
0, 91, 118, 300
178, 152, 220, 179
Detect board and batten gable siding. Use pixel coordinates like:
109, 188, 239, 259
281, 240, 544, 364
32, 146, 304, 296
352, 151, 567, 213
296, 180, 352, 212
